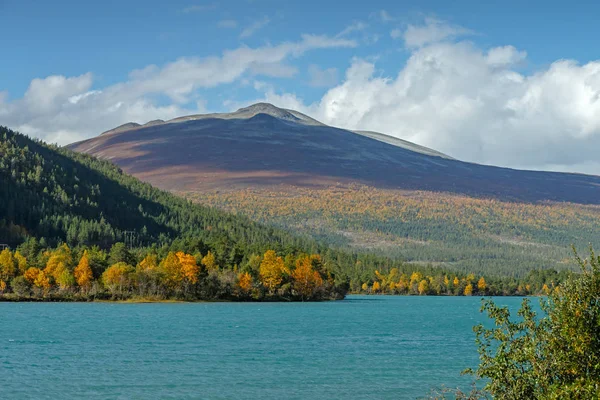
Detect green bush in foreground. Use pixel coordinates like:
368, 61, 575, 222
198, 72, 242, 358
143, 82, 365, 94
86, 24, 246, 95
464, 246, 600, 399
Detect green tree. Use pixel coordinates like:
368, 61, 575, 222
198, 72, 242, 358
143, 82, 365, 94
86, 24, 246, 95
466, 247, 600, 399
108, 243, 136, 266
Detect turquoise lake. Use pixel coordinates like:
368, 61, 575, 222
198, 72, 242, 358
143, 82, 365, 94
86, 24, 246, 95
0, 296, 528, 399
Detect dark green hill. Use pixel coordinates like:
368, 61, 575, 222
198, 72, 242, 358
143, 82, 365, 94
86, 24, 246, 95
0, 125, 315, 257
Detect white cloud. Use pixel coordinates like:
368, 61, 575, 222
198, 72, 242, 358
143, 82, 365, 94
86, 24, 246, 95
240, 16, 270, 38
218, 19, 237, 28
0, 34, 356, 144
249, 21, 600, 174
486, 45, 527, 66
308, 65, 339, 87
403, 17, 473, 47
390, 28, 402, 39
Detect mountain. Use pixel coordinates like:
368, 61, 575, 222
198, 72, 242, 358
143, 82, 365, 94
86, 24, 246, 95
69, 103, 600, 203
2, 125, 557, 297
67, 104, 600, 276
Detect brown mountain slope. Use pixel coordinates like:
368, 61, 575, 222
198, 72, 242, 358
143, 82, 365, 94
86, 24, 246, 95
68, 103, 600, 204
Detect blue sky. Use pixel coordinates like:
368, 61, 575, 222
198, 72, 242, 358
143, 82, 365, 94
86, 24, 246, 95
3, 0, 600, 103
2, 0, 600, 174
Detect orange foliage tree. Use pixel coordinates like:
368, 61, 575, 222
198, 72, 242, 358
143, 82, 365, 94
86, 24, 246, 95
74, 251, 94, 289
292, 255, 324, 300
237, 272, 253, 296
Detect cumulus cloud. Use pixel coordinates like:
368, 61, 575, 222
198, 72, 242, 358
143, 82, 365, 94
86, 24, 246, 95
486, 45, 527, 66
0, 34, 356, 144
315, 51, 600, 172
252, 21, 600, 174
240, 16, 270, 38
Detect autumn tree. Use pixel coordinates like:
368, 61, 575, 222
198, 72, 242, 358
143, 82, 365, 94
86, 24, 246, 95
0, 248, 16, 283
74, 251, 94, 290
292, 255, 324, 300
418, 279, 430, 295
14, 251, 27, 275
160, 252, 182, 290
237, 272, 253, 296
44, 244, 74, 289
477, 277, 487, 293
464, 283, 473, 296
176, 251, 199, 294
31, 269, 51, 292
259, 250, 289, 295
201, 251, 217, 271
372, 281, 381, 293
136, 254, 162, 296
24, 267, 41, 284
102, 262, 134, 296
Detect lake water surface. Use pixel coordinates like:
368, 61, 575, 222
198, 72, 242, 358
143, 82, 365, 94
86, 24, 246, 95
1, 296, 527, 399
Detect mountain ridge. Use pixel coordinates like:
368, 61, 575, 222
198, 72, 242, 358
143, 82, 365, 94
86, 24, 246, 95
69, 102, 600, 205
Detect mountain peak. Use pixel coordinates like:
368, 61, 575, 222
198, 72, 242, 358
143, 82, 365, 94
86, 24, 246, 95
236, 102, 283, 113
234, 103, 300, 122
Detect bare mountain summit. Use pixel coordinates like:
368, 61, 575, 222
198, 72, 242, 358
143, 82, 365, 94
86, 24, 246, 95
68, 103, 600, 204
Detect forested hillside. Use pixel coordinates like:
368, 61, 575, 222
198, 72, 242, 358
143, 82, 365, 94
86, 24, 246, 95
0, 125, 311, 252
186, 186, 600, 277
0, 126, 575, 299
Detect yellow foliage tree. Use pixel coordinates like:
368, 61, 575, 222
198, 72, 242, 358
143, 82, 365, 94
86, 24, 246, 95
33, 270, 51, 290
453, 276, 460, 286
176, 251, 199, 285
102, 262, 134, 295
137, 254, 158, 273
292, 255, 323, 300
237, 272, 253, 294
74, 251, 94, 288
135, 254, 161, 296
44, 244, 74, 287
361, 282, 369, 292
542, 283, 551, 295
464, 283, 474, 296
477, 277, 487, 292
56, 267, 75, 290
201, 251, 217, 271
0, 280, 6, 293
372, 281, 381, 293
14, 251, 27, 275
410, 271, 423, 285
418, 279, 430, 295
0, 248, 16, 282
160, 252, 182, 288
259, 250, 289, 294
